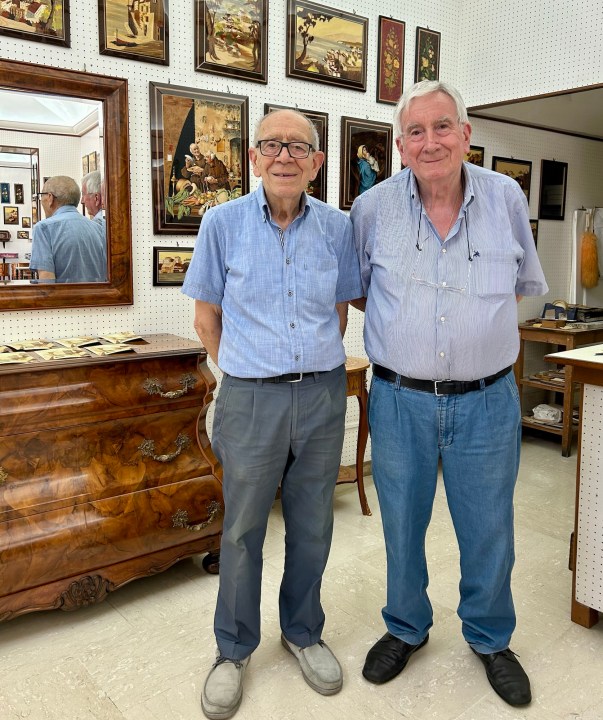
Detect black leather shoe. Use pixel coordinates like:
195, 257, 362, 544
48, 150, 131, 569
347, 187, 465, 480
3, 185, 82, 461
471, 647, 531, 706
363, 632, 428, 684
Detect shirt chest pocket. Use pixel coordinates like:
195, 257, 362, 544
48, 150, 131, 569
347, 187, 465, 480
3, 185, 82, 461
299, 256, 338, 307
469, 253, 518, 303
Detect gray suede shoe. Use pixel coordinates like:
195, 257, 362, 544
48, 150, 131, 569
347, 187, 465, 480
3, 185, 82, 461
281, 633, 343, 695
201, 654, 250, 720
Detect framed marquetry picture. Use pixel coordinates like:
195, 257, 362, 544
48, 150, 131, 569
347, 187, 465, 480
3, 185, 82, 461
1, 183, 10, 203
195, 0, 268, 83
0, 0, 70, 47
286, 0, 368, 92
3, 206, 19, 224
99, 0, 169, 65
414, 26, 440, 82
263, 104, 328, 202
492, 156, 532, 202
153, 246, 194, 286
339, 116, 393, 211
149, 81, 249, 234
377, 16, 405, 105
538, 159, 568, 220
465, 145, 485, 166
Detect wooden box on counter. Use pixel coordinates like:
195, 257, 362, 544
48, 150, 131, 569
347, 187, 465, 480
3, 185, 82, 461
0, 334, 223, 622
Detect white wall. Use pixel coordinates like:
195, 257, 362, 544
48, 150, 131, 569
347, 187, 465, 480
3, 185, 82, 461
1, 0, 601, 462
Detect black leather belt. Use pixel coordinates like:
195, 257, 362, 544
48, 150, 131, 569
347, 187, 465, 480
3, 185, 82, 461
372, 364, 512, 395
230, 371, 328, 384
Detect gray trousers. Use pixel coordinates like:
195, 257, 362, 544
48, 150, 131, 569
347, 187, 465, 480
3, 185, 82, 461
211, 365, 347, 660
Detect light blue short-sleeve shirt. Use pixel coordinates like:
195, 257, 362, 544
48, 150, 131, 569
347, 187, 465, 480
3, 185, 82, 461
182, 184, 362, 377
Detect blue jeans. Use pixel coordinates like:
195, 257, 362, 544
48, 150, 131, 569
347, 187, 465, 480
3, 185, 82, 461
369, 370, 521, 653
212, 366, 347, 660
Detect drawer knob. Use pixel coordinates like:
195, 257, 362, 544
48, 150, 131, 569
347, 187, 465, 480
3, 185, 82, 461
138, 432, 191, 462
143, 372, 197, 399
172, 500, 222, 531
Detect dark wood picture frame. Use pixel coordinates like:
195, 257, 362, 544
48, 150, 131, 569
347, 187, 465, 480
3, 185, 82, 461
153, 246, 194, 286
263, 103, 328, 202
1, 182, 10, 203
465, 145, 484, 166
17, 230, 30, 240
22, 217, 31, 228
150, 81, 249, 235
538, 159, 568, 220
377, 16, 405, 105
195, 0, 268, 83
414, 27, 440, 82
492, 156, 532, 202
99, 0, 169, 65
3, 206, 19, 224
339, 116, 393, 211
530, 219, 539, 248
14, 183, 24, 204
286, 0, 368, 92
0, 0, 70, 47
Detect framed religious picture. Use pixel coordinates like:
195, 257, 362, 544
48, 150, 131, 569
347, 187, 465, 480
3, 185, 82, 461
14, 184, 24, 204
286, 0, 368, 92
195, 0, 268, 83
0, 0, 70, 47
149, 81, 249, 234
538, 159, 568, 220
22, 217, 31, 228
414, 27, 440, 82
339, 116, 393, 211
153, 246, 194, 286
0, 183, 10, 203
377, 16, 405, 105
465, 145, 484, 166
263, 103, 328, 202
530, 219, 539, 248
87, 152, 97, 172
492, 156, 532, 202
3, 206, 19, 224
99, 0, 169, 65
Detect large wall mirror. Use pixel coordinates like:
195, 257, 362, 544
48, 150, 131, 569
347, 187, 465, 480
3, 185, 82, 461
0, 59, 132, 311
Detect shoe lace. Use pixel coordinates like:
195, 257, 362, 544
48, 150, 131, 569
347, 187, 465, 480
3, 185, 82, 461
214, 655, 244, 669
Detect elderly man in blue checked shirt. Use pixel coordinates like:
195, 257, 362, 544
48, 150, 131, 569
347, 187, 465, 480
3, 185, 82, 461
350, 81, 548, 708
182, 108, 362, 720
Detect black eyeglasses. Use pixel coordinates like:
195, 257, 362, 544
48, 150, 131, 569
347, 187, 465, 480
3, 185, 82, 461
256, 140, 314, 159
35, 192, 52, 199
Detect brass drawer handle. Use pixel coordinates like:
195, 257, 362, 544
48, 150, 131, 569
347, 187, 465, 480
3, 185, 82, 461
0, 466, 7, 485
138, 432, 191, 462
143, 373, 197, 399
172, 500, 222, 531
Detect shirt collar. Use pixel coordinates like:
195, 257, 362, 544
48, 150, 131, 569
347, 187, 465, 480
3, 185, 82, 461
408, 164, 475, 210
255, 182, 311, 223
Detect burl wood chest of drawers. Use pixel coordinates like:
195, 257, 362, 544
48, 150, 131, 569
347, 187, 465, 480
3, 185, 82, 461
0, 334, 223, 622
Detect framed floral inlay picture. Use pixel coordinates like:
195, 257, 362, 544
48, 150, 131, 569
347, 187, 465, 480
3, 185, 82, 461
414, 27, 440, 82
492, 156, 532, 202
377, 16, 405, 105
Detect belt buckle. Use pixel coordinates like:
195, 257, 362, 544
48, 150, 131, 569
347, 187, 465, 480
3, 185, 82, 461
286, 373, 304, 383
434, 380, 444, 396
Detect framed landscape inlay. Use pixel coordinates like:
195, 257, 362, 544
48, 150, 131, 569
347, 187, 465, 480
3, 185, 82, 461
465, 145, 484, 166
492, 156, 532, 202
195, 0, 268, 83
153, 246, 194, 286
287, 0, 368, 92
414, 27, 440, 82
264, 104, 328, 202
150, 81, 249, 235
377, 16, 405, 105
339, 116, 393, 211
99, 0, 169, 65
0, 0, 70, 47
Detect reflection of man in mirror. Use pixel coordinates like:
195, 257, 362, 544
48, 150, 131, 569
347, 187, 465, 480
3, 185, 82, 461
30, 176, 107, 283
81, 170, 105, 230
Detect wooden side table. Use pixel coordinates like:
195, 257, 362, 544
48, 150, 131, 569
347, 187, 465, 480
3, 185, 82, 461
338, 356, 371, 516
514, 323, 603, 456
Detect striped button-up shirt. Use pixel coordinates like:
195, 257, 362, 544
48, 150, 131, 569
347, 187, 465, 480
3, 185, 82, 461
182, 184, 362, 378
350, 163, 548, 381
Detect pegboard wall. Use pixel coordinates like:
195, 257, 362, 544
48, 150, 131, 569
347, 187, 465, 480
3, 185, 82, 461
1, 0, 602, 463
576, 384, 603, 613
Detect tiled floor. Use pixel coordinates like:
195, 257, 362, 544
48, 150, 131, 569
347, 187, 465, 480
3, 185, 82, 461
1, 434, 602, 720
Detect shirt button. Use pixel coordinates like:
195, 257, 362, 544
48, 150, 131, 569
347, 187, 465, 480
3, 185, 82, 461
295, 355, 300, 361
439, 351, 445, 357
290, 322, 295, 328
442, 248, 447, 253
288, 290, 293, 296
442, 281, 447, 287
440, 316, 446, 322
286, 258, 291, 265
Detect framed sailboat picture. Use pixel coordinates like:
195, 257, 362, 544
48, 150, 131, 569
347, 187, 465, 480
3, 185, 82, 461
99, 0, 169, 65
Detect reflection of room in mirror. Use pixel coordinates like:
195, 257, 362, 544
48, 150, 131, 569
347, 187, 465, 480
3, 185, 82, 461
0, 88, 106, 286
